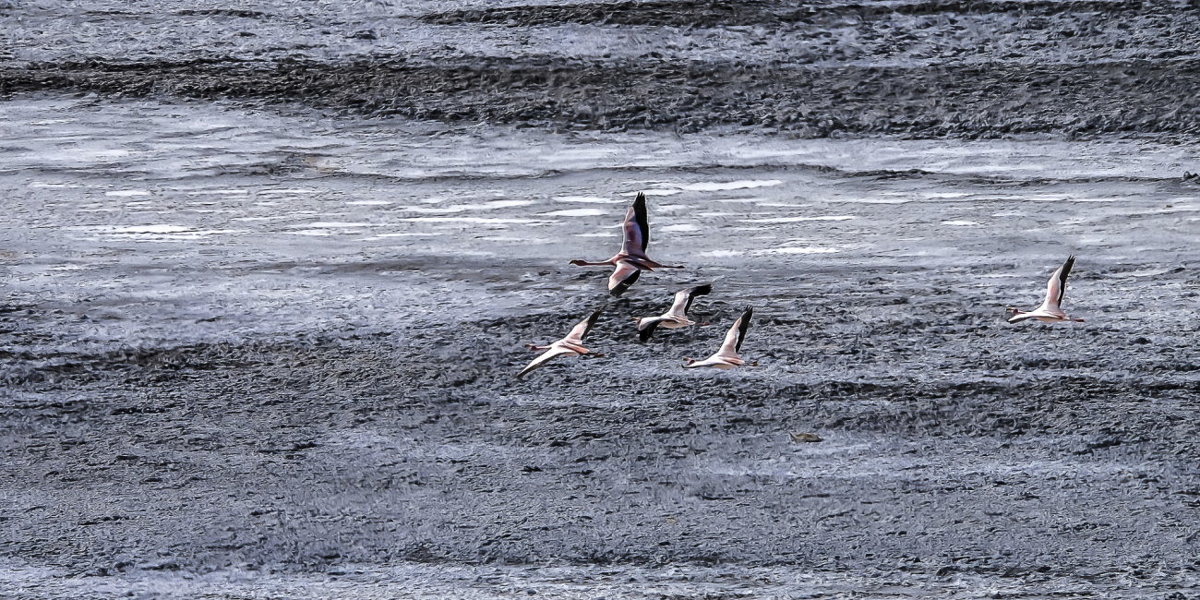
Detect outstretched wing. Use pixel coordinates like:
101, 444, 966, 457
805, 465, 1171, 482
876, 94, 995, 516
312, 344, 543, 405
608, 261, 641, 297
717, 308, 753, 356
682, 283, 712, 316
620, 192, 649, 255
516, 346, 575, 379
637, 317, 667, 343
564, 309, 603, 344
1042, 255, 1075, 309
665, 282, 712, 318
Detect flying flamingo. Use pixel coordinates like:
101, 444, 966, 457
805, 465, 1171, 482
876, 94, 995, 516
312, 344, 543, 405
636, 283, 713, 342
569, 192, 683, 296
685, 308, 753, 369
1006, 255, 1086, 323
516, 310, 604, 379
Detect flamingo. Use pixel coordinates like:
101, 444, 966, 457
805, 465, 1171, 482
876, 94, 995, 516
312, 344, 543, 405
636, 283, 713, 342
685, 308, 753, 369
569, 192, 683, 296
516, 310, 604, 379
1006, 255, 1086, 323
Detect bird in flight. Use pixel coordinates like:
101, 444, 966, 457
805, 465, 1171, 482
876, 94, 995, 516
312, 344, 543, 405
569, 192, 683, 296
685, 308, 753, 369
636, 283, 713, 342
1006, 255, 1086, 323
517, 309, 605, 379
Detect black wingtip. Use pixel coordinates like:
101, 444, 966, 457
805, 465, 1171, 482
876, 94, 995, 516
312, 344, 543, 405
735, 308, 753, 353
683, 283, 713, 315
582, 309, 603, 339
633, 192, 649, 250
1060, 255, 1076, 282
638, 320, 660, 343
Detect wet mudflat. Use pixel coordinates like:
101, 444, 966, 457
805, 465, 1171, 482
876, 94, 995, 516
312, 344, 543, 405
2, 0, 1200, 597
2, 98, 1198, 598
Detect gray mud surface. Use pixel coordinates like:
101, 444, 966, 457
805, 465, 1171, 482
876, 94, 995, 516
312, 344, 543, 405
4, 0, 1200, 135
2, 1, 1200, 598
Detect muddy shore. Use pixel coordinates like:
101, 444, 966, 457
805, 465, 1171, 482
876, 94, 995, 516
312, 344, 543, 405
4, 0, 1200, 136
2, 1, 1199, 598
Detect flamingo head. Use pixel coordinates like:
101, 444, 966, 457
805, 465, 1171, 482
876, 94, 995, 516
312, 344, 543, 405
568, 259, 587, 266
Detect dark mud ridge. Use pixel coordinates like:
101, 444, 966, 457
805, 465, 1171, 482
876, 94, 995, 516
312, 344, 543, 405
4, 0, 1200, 137
5, 57, 1200, 136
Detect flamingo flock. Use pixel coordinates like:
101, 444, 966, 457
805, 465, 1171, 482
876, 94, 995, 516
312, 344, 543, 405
517, 192, 1084, 379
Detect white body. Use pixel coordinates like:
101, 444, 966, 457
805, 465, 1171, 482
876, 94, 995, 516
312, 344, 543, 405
517, 311, 602, 379
637, 283, 711, 340
1007, 255, 1084, 323
685, 309, 751, 369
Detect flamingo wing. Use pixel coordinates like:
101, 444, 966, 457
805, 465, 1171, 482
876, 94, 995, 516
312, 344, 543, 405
1041, 255, 1075, 309
564, 309, 603, 344
718, 308, 753, 355
620, 192, 650, 255
665, 282, 712, 318
682, 283, 713, 316
608, 261, 641, 297
637, 317, 667, 342
516, 345, 576, 379
665, 288, 692, 318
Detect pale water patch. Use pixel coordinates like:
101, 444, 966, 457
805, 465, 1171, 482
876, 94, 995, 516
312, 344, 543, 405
65, 225, 245, 241
187, 189, 250, 196
554, 196, 622, 204
699, 249, 745, 258
362, 232, 446, 240
104, 190, 151, 197
345, 200, 392, 206
257, 188, 322, 196
28, 182, 82, 189
842, 194, 911, 204
404, 200, 535, 214
659, 224, 700, 232
117, 229, 244, 241
753, 246, 840, 255
541, 208, 607, 217
399, 217, 546, 225
636, 188, 682, 196
475, 236, 531, 242
232, 215, 303, 222
289, 222, 373, 228
679, 179, 784, 192
741, 215, 856, 224
1110, 267, 1176, 278
941, 220, 980, 226
112, 225, 192, 234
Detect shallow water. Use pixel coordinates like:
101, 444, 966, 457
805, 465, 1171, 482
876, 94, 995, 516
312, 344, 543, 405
3, 97, 1197, 354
